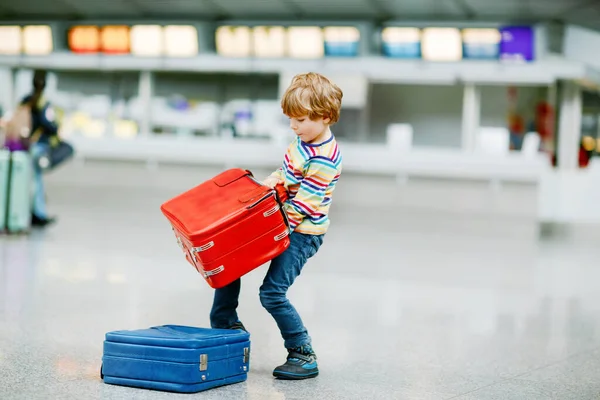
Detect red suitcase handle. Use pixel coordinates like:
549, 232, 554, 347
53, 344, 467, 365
273, 184, 290, 231
274, 183, 288, 203
243, 171, 288, 205
242, 170, 291, 231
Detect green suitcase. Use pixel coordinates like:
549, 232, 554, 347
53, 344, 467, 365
0, 150, 8, 230
0, 149, 32, 233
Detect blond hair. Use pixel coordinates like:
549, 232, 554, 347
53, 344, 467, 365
281, 72, 343, 124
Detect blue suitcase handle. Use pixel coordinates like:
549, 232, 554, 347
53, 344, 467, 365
152, 325, 194, 338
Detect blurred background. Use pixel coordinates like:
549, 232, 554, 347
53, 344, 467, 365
3, 2, 600, 399
1, 1, 600, 226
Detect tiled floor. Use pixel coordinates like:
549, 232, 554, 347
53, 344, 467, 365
1, 161, 600, 399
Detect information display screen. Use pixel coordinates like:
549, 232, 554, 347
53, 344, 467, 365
324, 26, 360, 57
500, 26, 534, 62
69, 26, 100, 53
0, 26, 22, 55
23, 25, 53, 55
131, 25, 163, 56
421, 28, 462, 61
216, 26, 251, 57
381, 27, 421, 58
287, 27, 324, 59
252, 26, 286, 58
101, 26, 130, 54
164, 25, 197, 57
462, 28, 500, 59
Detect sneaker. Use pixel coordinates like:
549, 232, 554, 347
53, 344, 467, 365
273, 344, 318, 380
228, 321, 247, 332
31, 214, 56, 227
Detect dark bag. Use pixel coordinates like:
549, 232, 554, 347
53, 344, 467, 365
38, 140, 74, 171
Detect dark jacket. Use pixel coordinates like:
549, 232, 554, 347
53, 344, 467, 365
21, 94, 59, 146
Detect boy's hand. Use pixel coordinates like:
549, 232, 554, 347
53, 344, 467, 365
263, 176, 283, 188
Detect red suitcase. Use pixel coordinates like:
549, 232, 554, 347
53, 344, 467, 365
160, 168, 290, 289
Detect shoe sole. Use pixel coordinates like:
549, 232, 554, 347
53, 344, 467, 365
273, 370, 319, 380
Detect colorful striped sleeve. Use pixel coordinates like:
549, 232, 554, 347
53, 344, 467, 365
284, 156, 338, 231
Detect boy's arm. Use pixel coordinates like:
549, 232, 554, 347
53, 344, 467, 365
285, 157, 339, 231
263, 167, 284, 188
270, 167, 284, 181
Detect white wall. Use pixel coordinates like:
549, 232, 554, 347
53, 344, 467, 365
55, 71, 139, 99
480, 85, 546, 129
14, 69, 33, 105
0, 68, 13, 115
11, 68, 547, 147
51, 71, 280, 105
564, 25, 600, 71
368, 84, 545, 148
369, 84, 464, 147
154, 72, 279, 102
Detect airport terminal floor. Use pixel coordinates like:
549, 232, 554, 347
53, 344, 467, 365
1, 161, 600, 400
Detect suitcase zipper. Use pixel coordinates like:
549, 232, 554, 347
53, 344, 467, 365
263, 204, 280, 218
192, 241, 214, 253
247, 191, 291, 231
173, 228, 213, 256
202, 265, 224, 277
274, 230, 289, 241
245, 191, 275, 210
173, 229, 223, 277
244, 174, 291, 231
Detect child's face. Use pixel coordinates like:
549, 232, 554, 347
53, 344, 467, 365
288, 115, 330, 143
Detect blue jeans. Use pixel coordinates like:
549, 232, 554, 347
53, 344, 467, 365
30, 143, 50, 219
210, 232, 324, 349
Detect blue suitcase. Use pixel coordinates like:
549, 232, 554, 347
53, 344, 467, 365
101, 325, 251, 393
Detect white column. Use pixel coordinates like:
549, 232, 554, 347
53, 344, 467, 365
557, 81, 582, 171
138, 71, 154, 136
461, 83, 481, 152
0, 67, 15, 114
387, 123, 413, 184
358, 82, 372, 143
13, 69, 31, 106
544, 82, 558, 155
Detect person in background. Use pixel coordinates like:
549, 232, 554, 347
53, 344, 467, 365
579, 137, 595, 168
2, 104, 32, 152
21, 69, 59, 227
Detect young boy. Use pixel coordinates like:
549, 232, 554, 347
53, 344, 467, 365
209, 72, 343, 380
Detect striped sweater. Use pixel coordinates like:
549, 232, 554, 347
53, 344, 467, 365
270, 134, 342, 235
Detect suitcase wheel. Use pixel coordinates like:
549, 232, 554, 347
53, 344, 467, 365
100, 364, 104, 380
